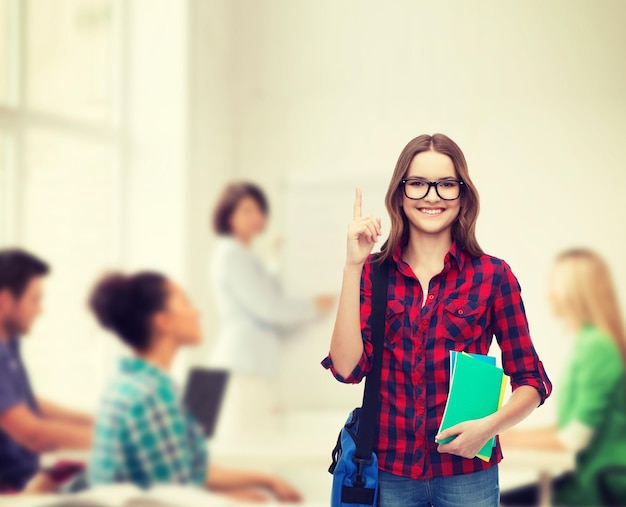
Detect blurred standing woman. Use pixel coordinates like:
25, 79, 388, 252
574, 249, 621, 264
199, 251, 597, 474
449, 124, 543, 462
501, 249, 626, 506
210, 182, 334, 435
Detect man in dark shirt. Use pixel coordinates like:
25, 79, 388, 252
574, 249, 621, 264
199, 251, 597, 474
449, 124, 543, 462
0, 249, 93, 491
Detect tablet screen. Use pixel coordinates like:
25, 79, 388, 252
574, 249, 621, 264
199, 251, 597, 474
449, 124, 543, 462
183, 368, 229, 438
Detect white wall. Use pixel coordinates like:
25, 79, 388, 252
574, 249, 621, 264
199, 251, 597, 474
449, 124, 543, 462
223, 0, 626, 423
183, 0, 236, 370
125, 0, 188, 279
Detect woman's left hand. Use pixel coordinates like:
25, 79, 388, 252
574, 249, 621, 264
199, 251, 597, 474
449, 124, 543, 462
435, 418, 495, 459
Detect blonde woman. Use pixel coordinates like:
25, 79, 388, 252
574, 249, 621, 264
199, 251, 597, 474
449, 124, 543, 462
500, 249, 626, 506
323, 134, 552, 507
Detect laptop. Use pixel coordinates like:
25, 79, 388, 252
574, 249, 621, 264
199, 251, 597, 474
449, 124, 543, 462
183, 368, 229, 438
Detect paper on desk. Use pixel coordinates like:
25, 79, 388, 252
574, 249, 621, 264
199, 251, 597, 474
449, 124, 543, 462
29, 483, 246, 507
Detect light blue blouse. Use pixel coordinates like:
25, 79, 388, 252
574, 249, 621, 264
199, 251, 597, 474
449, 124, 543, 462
209, 237, 318, 378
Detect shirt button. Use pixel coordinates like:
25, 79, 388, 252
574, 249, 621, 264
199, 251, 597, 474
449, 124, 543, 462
458, 309, 464, 315
428, 294, 434, 300
421, 318, 428, 325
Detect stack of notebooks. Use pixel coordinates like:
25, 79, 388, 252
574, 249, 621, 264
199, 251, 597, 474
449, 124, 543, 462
435, 351, 508, 462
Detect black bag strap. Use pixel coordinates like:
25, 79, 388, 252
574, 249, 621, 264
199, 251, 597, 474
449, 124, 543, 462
353, 256, 389, 463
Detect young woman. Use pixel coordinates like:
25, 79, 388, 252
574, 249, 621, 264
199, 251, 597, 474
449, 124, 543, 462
87, 271, 301, 503
210, 182, 334, 434
500, 249, 626, 506
322, 133, 552, 507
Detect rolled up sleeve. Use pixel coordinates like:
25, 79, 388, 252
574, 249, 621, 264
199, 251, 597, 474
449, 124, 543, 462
492, 261, 552, 405
321, 259, 374, 384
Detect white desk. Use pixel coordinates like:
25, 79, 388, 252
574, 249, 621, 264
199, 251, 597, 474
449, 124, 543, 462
500, 448, 575, 476
38, 423, 573, 506
1, 493, 329, 507
499, 448, 575, 506
37, 430, 335, 505
210, 433, 331, 465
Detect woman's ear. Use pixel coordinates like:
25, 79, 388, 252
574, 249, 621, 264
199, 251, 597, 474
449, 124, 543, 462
0, 289, 11, 311
151, 311, 169, 337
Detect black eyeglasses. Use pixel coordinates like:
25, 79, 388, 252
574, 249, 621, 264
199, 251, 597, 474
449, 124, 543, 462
400, 178, 464, 201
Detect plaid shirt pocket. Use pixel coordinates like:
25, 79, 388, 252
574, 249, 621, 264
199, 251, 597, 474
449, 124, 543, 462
385, 298, 407, 346
441, 298, 482, 342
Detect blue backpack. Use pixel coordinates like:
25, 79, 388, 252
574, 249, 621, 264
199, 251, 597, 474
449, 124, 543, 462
328, 259, 389, 506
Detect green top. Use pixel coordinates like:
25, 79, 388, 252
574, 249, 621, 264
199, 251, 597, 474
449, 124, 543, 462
555, 323, 626, 506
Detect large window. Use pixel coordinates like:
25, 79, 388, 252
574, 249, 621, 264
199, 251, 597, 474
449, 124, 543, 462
0, 134, 16, 245
25, 0, 116, 122
0, 0, 126, 408
0, 0, 192, 409
0, 0, 17, 105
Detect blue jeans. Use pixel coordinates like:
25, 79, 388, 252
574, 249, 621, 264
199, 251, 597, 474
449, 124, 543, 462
379, 466, 499, 507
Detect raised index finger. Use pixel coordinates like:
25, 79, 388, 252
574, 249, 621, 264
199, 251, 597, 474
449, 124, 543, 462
353, 187, 362, 220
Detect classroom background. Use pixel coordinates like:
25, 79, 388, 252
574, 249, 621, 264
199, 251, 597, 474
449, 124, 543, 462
1, 0, 625, 503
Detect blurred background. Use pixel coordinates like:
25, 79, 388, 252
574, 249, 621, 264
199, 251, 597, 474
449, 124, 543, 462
1, 0, 625, 503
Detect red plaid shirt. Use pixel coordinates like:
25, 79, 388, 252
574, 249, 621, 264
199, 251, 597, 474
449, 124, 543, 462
322, 240, 552, 479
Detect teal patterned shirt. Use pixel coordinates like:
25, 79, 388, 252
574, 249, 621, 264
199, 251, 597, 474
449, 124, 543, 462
88, 357, 208, 489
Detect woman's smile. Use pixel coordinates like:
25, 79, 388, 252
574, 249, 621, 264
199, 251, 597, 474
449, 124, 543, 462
417, 207, 446, 216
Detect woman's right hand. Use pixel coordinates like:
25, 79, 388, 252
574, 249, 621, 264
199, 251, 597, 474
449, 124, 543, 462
346, 187, 382, 267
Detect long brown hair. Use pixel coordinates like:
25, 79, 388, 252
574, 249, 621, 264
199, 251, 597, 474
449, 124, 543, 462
552, 248, 626, 367
378, 133, 483, 263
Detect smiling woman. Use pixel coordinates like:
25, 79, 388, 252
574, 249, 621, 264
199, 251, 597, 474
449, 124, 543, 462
323, 133, 552, 507
377, 135, 484, 267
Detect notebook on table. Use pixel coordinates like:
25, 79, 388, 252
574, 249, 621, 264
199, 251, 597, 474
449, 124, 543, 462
37, 483, 240, 507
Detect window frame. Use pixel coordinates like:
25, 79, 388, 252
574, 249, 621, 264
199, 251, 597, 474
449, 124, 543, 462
0, 0, 128, 260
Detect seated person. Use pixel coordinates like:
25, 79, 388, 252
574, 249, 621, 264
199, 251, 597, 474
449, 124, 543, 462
500, 249, 626, 506
0, 249, 93, 492
87, 271, 301, 503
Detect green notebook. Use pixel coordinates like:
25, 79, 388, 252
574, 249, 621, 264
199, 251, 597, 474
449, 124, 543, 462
450, 350, 496, 372
450, 351, 498, 451
436, 352, 507, 461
